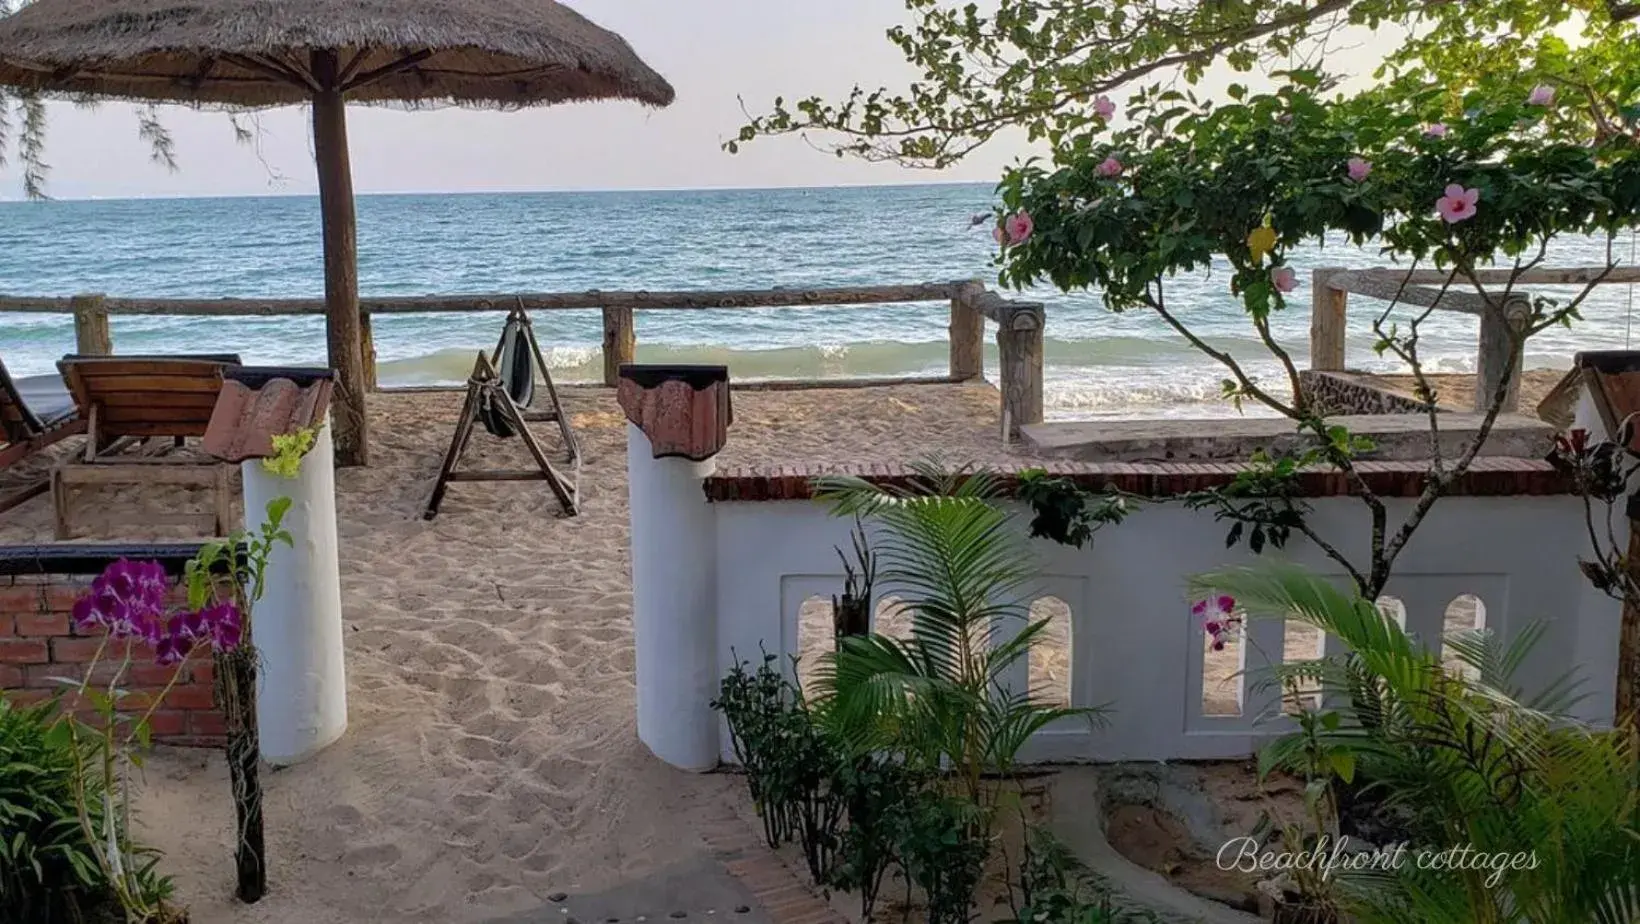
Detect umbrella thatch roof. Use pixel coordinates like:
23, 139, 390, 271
0, 0, 675, 107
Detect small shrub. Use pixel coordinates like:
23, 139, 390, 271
0, 695, 170, 924
712, 652, 846, 879
1005, 826, 1162, 924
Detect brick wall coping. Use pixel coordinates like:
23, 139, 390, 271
0, 543, 221, 577
702, 457, 1570, 502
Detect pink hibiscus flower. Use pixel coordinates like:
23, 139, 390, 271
1094, 95, 1116, 120
1270, 265, 1298, 293
1004, 210, 1034, 245
1436, 184, 1479, 223
1423, 122, 1448, 139
1347, 157, 1372, 182
1097, 156, 1123, 178
1527, 84, 1555, 107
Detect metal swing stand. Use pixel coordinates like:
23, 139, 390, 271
424, 301, 581, 519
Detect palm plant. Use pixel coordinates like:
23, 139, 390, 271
803, 459, 1102, 922
809, 458, 1099, 797
1192, 563, 1640, 924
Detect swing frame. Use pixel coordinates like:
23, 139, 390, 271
424, 302, 581, 519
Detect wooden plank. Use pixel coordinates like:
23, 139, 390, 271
1389, 266, 1640, 287
970, 290, 1046, 327
58, 463, 226, 485
502, 394, 577, 514
0, 478, 48, 515
949, 282, 986, 381
64, 513, 219, 536
1326, 270, 1493, 315
997, 323, 1044, 440
65, 359, 231, 377
1310, 270, 1348, 371
445, 471, 560, 482
359, 311, 378, 392
92, 393, 220, 409
51, 466, 70, 539
382, 374, 966, 395
65, 375, 223, 393
423, 376, 483, 519
97, 407, 219, 425
734, 374, 961, 391
80, 422, 215, 438
1474, 303, 1530, 412
72, 295, 112, 355
602, 306, 635, 387
0, 283, 970, 316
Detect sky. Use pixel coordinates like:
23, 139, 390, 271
0, 1, 1033, 200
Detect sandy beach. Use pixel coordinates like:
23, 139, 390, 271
0, 382, 1014, 924
0, 379, 1483, 922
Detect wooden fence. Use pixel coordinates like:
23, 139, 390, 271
0, 280, 1047, 436
1310, 266, 1640, 412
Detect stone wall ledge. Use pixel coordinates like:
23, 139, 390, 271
703, 457, 1568, 502
1020, 412, 1552, 464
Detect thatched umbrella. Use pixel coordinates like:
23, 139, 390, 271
0, 0, 674, 466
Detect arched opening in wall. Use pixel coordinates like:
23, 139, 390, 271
796, 595, 835, 700
1441, 594, 1487, 681
874, 595, 915, 643
1282, 618, 1325, 715
1027, 596, 1072, 709
1377, 596, 1408, 631
1201, 600, 1245, 717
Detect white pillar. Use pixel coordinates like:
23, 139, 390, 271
245, 421, 347, 766
627, 422, 719, 770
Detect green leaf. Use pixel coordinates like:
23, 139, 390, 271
1327, 750, 1356, 784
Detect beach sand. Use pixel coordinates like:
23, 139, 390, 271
0, 383, 1006, 924
0, 380, 1483, 923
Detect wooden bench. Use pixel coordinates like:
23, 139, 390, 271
50, 354, 240, 539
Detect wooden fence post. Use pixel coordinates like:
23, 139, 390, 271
996, 301, 1045, 440
354, 310, 375, 390
949, 281, 986, 381
603, 306, 636, 387
1310, 269, 1347, 372
70, 294, 112, 356
359, 313, 377, 391
1474, 295, 1532, 413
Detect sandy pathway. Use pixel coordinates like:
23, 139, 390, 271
0, 383, 1004, 924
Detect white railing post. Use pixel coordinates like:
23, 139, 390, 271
618, 365, 733, 771
245, 421, 348, 766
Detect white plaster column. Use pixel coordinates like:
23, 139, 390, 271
244, 421, 347, 766
627, 422, 720, 770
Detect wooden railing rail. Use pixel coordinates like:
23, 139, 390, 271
0, 280, 1047, 438
1307, 266, 1624, 413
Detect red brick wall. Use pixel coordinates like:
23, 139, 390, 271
0, 574, 225, 747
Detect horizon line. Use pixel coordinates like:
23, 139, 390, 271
0, 178, 997, 205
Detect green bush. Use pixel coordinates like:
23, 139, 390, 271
0, 695, 170, 924
1196, 564, 1640, 924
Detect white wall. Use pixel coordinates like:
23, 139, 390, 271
626, 452, 1626, 771
632, 471, 1623, 768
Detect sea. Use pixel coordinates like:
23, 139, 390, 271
2, 182, 1636, 419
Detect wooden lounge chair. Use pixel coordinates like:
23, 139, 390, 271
0, 358, 87, 514
51, 354, 242, 538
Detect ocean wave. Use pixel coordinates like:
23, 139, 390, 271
374, 335, 1291, 387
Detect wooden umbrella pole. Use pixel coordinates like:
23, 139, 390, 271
311, 49, 369, 467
